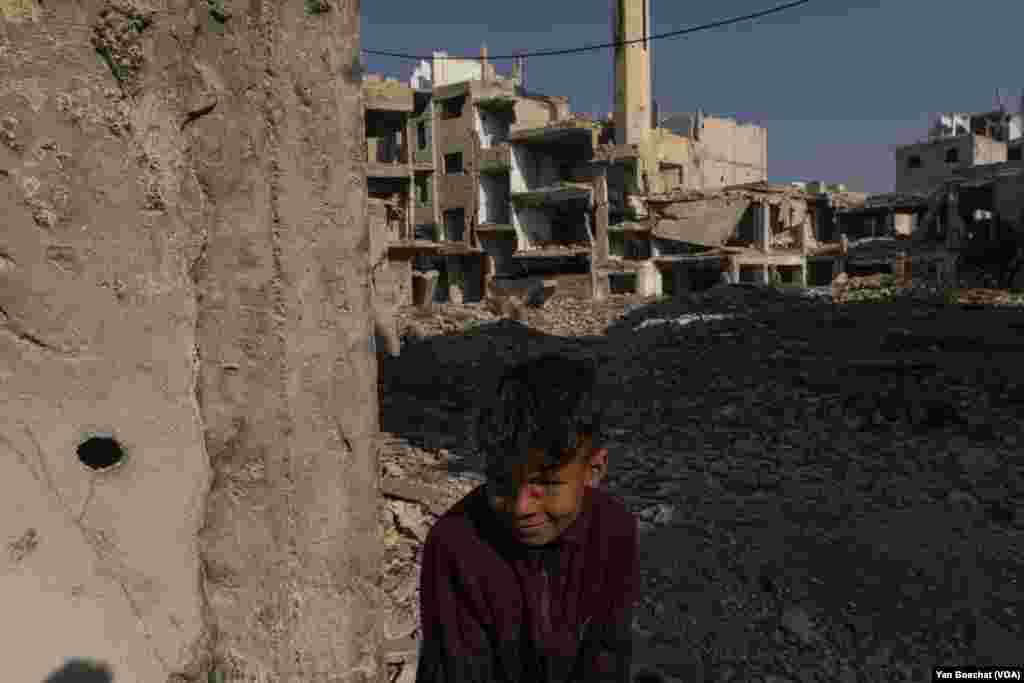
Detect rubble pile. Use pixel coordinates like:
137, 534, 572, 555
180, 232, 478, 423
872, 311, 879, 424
380, 286, 1024, 682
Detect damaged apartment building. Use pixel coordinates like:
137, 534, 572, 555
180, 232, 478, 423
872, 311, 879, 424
825, 100, 1024, 285
364, 49, 575, 305
363, 0, 800, 304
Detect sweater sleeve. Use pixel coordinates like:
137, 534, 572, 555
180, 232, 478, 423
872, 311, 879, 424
572, 514, 639, 683
415, 524, 496, 683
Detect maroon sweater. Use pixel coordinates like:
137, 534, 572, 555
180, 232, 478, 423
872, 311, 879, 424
415, 484, 639, 683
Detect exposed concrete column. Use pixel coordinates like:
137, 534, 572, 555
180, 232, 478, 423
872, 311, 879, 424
591, 167, 611, 301
406, 116, 415, 240
760, 264, 771, 284
725, 255, 741, 284
758, 202, 771, 253
637, 261, 662, 297
834, 234, 849, 279
413, 270, 441, 308
593, 168, 610, 264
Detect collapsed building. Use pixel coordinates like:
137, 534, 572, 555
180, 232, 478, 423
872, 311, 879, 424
363, 7, 1024, 305
363, 0, 786, 304
833, 105, 1024, 286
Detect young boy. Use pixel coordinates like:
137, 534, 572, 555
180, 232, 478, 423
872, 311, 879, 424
416, 353, 639, 683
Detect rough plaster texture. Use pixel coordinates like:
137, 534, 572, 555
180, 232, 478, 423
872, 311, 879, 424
1, 1, 380, 682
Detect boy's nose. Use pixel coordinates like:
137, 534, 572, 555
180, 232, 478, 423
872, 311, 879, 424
513, 483, 541, 517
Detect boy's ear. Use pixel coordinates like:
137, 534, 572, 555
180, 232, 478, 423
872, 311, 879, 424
586, 447, 608, 487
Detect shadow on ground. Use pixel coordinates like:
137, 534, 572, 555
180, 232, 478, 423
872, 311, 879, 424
380, 287, 1024, 681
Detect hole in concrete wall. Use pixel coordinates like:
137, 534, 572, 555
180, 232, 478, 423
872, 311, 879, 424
77, 435, 126, 472
907, 155, 922, 169
945, 148, 959, 164
444, 152, 464, 175
443, 208, 465, 242
440, 95, 466, 120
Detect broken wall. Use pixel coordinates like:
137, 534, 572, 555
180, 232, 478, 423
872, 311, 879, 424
435, 93, 476, 220
431, 53, 482, 88
1, 1, 381, 681
649, 196, 752, 247
895, 135, 976, 193
697, 116, 767, 188
648, 130, 697, 193
513, 96, 559, 130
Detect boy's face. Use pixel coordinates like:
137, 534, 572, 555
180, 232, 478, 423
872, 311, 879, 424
485, 434, 609, 547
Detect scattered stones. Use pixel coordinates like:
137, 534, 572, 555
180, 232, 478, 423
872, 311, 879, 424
381, 290, 1024, 682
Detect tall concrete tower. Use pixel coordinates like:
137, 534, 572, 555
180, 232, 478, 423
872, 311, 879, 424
612, 0, 653, 146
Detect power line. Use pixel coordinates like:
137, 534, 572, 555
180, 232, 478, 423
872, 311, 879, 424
363, 0, 811, 61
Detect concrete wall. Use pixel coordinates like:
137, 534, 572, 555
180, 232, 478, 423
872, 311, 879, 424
895, 135, 983, 193
431, 53, 483, 87
0, 2, 381, 682
435, 94, 476, 218
648, 130, 696, 193
697, 116, 767, 189
387, 257, 414, 306
650, 197, 753, 247
894, 211, 915, 236
513, 97, 558, 129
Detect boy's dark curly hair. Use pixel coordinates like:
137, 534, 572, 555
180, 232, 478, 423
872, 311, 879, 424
472, 353, 603, 470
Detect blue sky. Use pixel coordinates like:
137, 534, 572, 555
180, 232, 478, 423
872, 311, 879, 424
362, 0, 1024, 194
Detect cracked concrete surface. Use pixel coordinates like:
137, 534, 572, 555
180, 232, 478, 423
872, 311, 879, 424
2, 2, 378, 682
